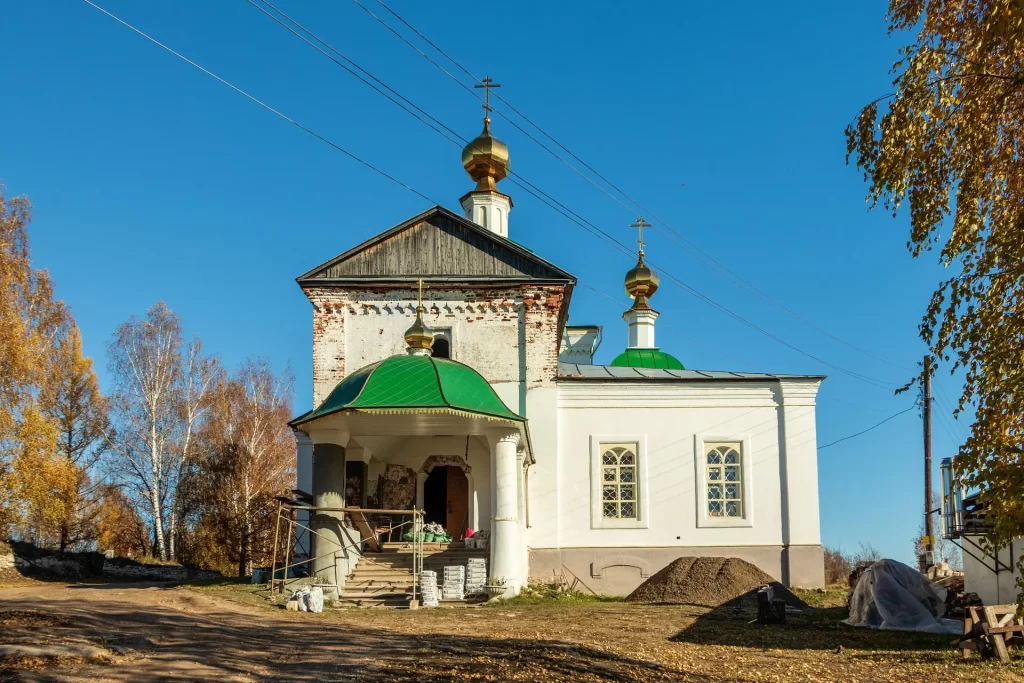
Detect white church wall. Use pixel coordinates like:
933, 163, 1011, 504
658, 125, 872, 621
777, 379, 825, 587
553, 380, 786, 548
528, 378, 825, 591
524, 386, 559, 549
303, 285, 564, 408
293, 431, 313, 558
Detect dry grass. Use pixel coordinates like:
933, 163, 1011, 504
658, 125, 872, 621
185, 581, 1024, 682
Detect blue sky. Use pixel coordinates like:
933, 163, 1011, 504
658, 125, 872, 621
1, 1, 970, 564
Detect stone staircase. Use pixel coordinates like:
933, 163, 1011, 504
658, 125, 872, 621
337, 542, 488, 608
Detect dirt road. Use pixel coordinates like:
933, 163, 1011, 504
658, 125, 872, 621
0, 583, 680, 682
3, 582, 1022, 682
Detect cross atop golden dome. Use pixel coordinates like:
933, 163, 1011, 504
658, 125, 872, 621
462, 75, 510, 192
625, 218, 659, 310
404, 279, 434, 355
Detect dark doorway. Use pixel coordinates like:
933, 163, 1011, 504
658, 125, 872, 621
423, 467, 447, 526
422, 465, 469, 538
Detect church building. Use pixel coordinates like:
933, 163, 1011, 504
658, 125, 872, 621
289, 102, 826, 598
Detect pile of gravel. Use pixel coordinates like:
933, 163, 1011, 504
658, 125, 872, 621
625, 556, 808, 608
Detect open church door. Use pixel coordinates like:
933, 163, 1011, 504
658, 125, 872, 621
446, 466, 469, 541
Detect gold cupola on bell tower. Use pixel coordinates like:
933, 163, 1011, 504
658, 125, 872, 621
624, 218, 660, 311
462, 116, 510, 192
460, 75, 513, 238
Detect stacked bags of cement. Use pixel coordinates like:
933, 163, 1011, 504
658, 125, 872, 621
465, 558, 487, 596
442, 565, 465, 600
420, 570, 439, 607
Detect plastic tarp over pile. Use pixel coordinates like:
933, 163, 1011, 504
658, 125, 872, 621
845, 559, 960, 634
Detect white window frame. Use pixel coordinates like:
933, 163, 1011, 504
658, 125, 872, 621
590, 435, 649, 529
694, 434, 754, 528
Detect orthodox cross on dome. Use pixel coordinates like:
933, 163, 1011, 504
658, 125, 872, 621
417, 278, 424, 308
630, 217, 651, 259
474, 75, 501, 121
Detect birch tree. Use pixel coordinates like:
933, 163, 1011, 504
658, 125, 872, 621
167, 338, 221, 560
192, 359, 294, 576
106, 303, 183, 560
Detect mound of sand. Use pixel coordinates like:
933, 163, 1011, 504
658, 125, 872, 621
625, 556, 808, 608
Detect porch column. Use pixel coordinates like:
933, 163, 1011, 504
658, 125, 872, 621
488, 428, 522, 596
311, 441, 347, 590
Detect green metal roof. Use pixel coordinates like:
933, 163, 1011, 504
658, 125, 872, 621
291, 355, 523, 426
609, 348, 685, 370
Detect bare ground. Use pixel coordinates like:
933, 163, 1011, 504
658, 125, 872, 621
0, 581, 1022, 682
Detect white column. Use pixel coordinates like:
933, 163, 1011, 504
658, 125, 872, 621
308, 429, 350, 590
488, 428, 522, 596
624, 308, 659, 348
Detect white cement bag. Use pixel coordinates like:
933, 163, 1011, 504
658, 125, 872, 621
844, 559, 960, 634
293, 587, 310, 612
304, 586, 324, 613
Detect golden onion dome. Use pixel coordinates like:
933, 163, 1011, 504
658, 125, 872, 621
404, 305, 434, 355
625, 257, 660, 308
462, 118, 510, 191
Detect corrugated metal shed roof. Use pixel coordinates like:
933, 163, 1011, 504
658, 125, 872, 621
557, 362, 825, 382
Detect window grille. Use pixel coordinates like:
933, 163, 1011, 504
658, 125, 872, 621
600, 444, 638, 519
705, 443, 743, 518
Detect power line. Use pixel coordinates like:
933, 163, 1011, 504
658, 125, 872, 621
81, 1, 915, 449
818, 406, 917, 450
90, 0, 897, 392
81, 0, 439, 206
245, 0, 898, 391
357, 0, 915, 373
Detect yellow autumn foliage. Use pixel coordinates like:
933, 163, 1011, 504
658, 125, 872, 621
0, 183, 93, 544
847, 1, 1024, 598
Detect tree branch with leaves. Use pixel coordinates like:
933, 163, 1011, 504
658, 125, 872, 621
847, 0, 1024, 598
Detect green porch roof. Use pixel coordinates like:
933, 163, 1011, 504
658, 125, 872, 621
609, 348, 685, 370
291, 355, 523, 426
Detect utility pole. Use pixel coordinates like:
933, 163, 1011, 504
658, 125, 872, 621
923, 356, 934, 564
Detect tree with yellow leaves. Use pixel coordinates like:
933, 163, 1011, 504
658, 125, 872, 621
40, 322, 110, 550
185, 359, 294, 576
847, 1, 1024, 595
0, 185, 80, 541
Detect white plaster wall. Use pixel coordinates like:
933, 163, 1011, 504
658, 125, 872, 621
304, 285, 564, 408
524, 386, 559, 548
294, 431, 313, 557
778, 380, 823, 547
963, 536, 1023, 606
549, 380, 814, 549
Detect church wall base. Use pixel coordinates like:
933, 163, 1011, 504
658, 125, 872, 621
529, 544, 824, 596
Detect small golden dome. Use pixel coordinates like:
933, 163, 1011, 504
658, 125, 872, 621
625, 257, 659, 310
462, 118, 510, 192
404, 304, 434, 354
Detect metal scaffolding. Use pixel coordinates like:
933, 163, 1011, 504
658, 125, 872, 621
267, 495, 425, 605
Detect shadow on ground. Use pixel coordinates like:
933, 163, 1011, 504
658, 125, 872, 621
671, 603, 954, 654
0, 587, 725, 682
